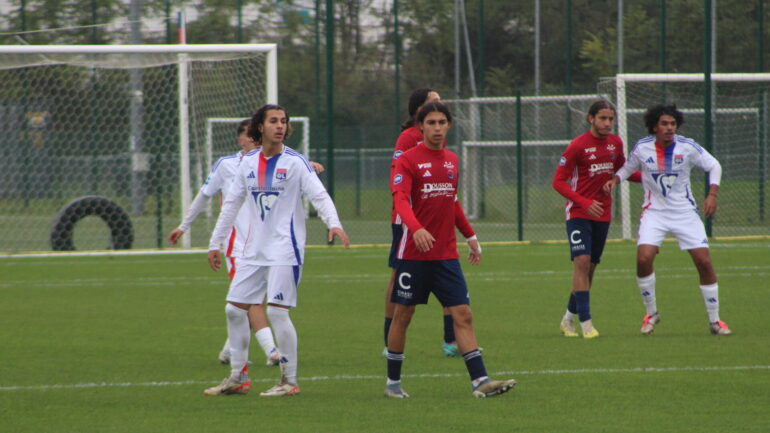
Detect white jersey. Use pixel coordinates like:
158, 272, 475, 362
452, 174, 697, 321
177, 150, 255, 258
209, 145, 342, 266
200, 151, 256, 258
616, 135, 721, 212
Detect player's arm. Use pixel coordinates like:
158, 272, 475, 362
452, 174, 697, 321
391, 158, 434, 252
454, 198, 481, 265
301, 162, 350, 248
613, 147, 642, 183
169, 191, 212, 244
207, 167, 248, 271
605, 148, 641, 193
698, 149, 722, 217
552, 146, 603, 218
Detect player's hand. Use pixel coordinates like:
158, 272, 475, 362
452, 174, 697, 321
467, 238, 482, 265
328, 227, 350, 248
412, 228, 435, 252
168, 228, 185, 245
586, 200, 604, 218
208, 250, 222, 271
602, 177, 618, 194
310, 161, 325, 174
703, 194, 718, 217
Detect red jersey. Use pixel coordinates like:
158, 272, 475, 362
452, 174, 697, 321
391, 144, 472, 260
391, 126, 423, 223
552, 130, 637, 222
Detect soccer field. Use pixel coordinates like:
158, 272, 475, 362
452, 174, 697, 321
1, 241, 769, 433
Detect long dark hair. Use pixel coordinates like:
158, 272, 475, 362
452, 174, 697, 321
401, 88, 435, 130
248, 104, 292, 142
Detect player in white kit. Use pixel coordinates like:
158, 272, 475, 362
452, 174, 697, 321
203, 104, 350, 397
605, 104, 731, 336
169, 119, 281, 367
169, 120, 324, 367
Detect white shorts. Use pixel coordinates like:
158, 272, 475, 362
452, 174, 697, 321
226, 258, 302, 307
637, 208, 709, 250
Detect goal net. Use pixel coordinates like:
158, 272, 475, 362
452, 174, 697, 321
448, 94, 601, 241
599, 73, 770, 239
0, 44, 277, 253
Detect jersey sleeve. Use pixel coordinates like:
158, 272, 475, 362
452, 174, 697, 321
208, 162, 247, 250
300, 162, 343, 229
551, 143, 592, 209
200, 157, 228, 197
615, 146, 642, 182
390, 156, 423, 232
614, 148, 642, 183
453, 197, 475, 239
695, 147, 722, 185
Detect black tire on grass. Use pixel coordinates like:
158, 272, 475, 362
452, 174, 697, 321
50, 196, 133, 251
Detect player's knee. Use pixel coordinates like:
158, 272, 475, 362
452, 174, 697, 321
226, 303, 248, 320
451, 307, 473, 328
266, 305, 290, 322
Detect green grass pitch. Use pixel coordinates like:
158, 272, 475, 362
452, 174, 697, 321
1, 240, 769, 433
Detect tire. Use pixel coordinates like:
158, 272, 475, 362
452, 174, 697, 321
50, 196, 134, 251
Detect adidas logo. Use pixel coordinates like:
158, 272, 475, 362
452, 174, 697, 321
645, 157, 655, 164
423, 170, 432, 177
708, 297, 718, 303
273, 292, 284, 301
247, 171, 256, 179
642, 291, 650, 296
588, 154, 597, 160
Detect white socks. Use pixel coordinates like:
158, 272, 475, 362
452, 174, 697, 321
254, 326, 278, 358
637, 273, 657, 315
225, 303, 250, 378
562, 310, 576, 322
268, 305, 298, 384
700, 283, 720, 323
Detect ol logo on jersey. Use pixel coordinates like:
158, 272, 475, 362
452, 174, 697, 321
252, 191, 279, 221
651, 173, 678, 197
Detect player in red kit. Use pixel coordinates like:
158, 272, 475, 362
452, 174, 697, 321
384, 101, 516, 399
384, 88, 464, 358
552, 100, 640, 338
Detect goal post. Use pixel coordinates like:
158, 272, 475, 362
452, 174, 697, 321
0, 44, 277, 252
603, 73, 770, 239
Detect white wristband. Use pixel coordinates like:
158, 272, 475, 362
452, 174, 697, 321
466, 235, 481, 254
466, 235, 478, 241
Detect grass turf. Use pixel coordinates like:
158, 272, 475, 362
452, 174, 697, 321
1, 241, 769, 432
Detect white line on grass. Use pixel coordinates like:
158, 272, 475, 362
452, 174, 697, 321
1, 365, 768, 391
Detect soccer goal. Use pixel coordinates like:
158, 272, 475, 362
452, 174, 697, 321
447, 94, 601, 240
599, 73, 770, 239
0, 44, 277, 252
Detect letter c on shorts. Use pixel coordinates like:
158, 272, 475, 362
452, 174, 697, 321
570, 230, 582, 245
398, 272, 412, 290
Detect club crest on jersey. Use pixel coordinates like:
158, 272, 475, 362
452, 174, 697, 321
674, 154, 684, 164
393, 174, 403, 185
448, 171, 455, 179
275, 168, 287, 180
651, 173, 678, 197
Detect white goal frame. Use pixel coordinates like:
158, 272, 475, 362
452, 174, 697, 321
0, 44, 278, 249
614, 73, 770, 239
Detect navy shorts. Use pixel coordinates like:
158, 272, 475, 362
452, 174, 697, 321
566, 218, 610, 264
388, 223, 403, 268
391, 259, 470, 307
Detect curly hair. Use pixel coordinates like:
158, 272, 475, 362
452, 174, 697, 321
644, 104, 685, 134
